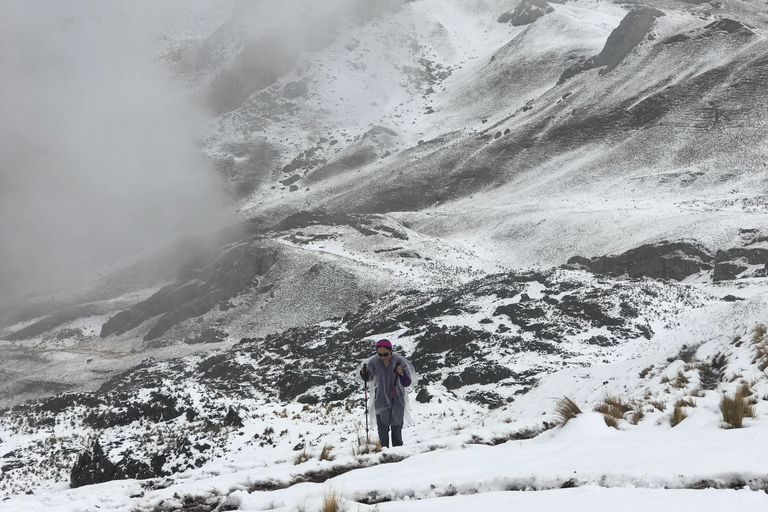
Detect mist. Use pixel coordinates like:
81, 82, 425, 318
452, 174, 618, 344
0, 1, 232, 304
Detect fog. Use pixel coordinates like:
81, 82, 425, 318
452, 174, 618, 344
0, 1, 232, 304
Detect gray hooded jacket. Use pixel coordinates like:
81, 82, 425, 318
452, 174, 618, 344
355, 353, 418, 426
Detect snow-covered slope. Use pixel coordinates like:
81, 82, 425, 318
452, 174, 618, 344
3, 0, 768, 509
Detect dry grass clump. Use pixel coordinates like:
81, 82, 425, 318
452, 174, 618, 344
670, 404, 688, 427
672, 370, 690, 389
650, 400, 666, 412
675, 397, 697, 408
596, 395, 633, 428
639, 365, 654, 379
322, 488, 342, 512
553, 397, 582, 426
352, 431, 381, 456
319, 444, 335, 461
293, 448, 312, 465
721, 388, 757, 429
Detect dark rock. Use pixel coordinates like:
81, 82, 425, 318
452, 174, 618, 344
568, 241, 712, 281
443, 374, 463, 390
559, 8, 664, 84
460, 362, 514, 386
493, 303, 546, 327
713, 261, 748, 281
70, 440, 159, 488
283, 80, 308, 99
508, 0, 554, 26
466, 390, 505, 408
703, 19, 753, 37
414, 325, 477, 354
280, 174, 301, 186
223, 406, 243, 428
721, 295, 744, 302
415, 387, 432, 403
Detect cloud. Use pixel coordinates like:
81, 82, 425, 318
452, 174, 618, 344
0, 1, 231, 302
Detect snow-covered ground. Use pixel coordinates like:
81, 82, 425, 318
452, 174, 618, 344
4, 1, 768, 510
3, 279, 768, 510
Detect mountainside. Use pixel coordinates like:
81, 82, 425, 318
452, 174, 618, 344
3, 0, 768, 509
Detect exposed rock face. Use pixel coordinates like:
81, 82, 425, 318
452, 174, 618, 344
100, 243, 277, 341
568, 241, 712, 281
713, 248, 768, 281
498, 0, 554, 26
559, 7, 664, 83
70, 440, 159, 488
570, 239, 768, 283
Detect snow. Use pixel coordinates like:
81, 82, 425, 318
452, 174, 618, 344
4, 0, 768, 510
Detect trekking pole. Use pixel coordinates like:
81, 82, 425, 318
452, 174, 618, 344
363, 364, 369, 444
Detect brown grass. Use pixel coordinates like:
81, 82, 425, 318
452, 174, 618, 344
352, 431, 381, 456
319, 444, 335, 461
670, 405, 688, 427
639, 365, 654, 378
293, 448, 312, 465
650, 400, 666, 412
675, 397, 697, 408
553, 397, 582, 426
322, 488, 342, 512
721, 390, 756, 429
596, 394, 633, 428
672, 370, 690, 389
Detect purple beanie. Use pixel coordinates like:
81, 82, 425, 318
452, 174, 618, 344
376, 339, 392, 349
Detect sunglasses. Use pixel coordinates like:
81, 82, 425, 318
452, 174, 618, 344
377, 351, 391, 357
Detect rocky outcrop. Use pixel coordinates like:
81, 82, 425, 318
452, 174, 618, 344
100, 243, 277, 341
498, 0, 554, 26
559, 7, 664, 84
568, 241, 712, 281
713, 248, 768, 282
70, 440, 161, 488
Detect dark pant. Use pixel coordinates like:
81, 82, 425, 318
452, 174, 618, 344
376, 414, 403, 447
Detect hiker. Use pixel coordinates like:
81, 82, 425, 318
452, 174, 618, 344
356, 339, 418, 447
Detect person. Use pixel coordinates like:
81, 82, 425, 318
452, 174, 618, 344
356, 339, 418, 448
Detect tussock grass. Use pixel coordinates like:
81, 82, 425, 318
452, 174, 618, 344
352, 431, 381, 455
670, 405, 688, 427
650, 400, 666, 412
721, 390, 756, 429
630, 403, 645, 425
322, 488, 342, 512
319, 444, 335, 462
596, 395, 633, 429
672, 370, 690, 389
293, 448, 312, 465
553, 397, 581, 426
675, 397, 697, 408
